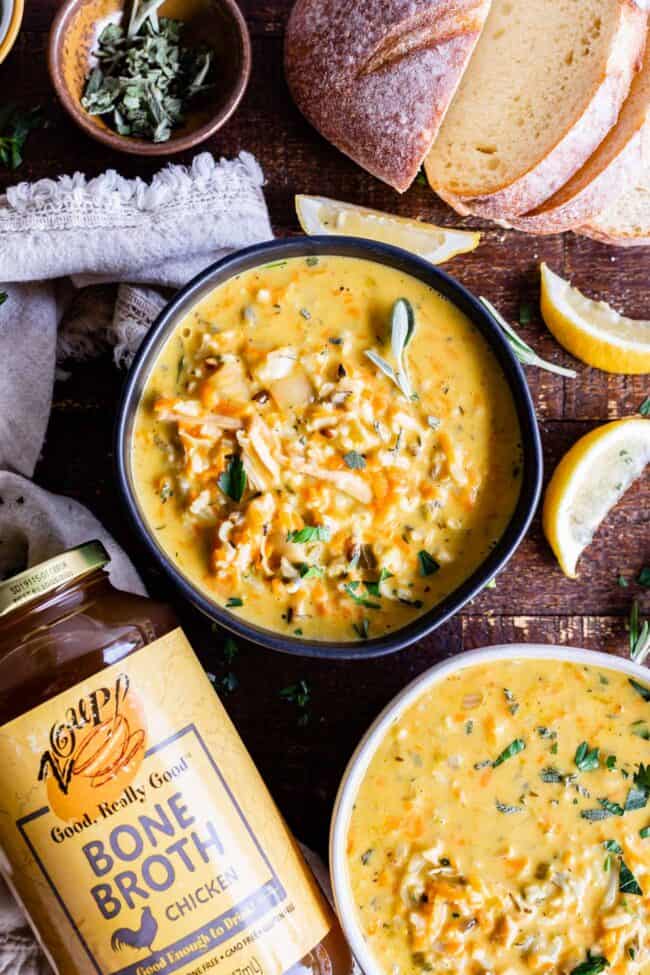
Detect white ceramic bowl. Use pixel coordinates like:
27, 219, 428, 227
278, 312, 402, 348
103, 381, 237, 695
329, 643, 650, 975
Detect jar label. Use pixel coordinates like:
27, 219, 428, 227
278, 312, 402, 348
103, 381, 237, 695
0, 628, 331, 975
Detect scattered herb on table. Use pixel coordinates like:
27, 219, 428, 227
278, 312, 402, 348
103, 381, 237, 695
575, 741, 600, 772
637, 566, 650, 588
287, 524, 330, 544
519, 302, 533, 325
81, 0, 214, 143
493, 738, 525, 768
0, 292, 6, 306
219, 672, 239, 694
223, 636, 238, 664
617, 574, 629, 588
479, 297, 577, 377
218, 455, 247, 502
628, 600, 650, 665
0, 104, 46, 170
280, 679, 311, 725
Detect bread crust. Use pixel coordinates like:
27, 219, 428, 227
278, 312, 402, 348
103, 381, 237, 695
284, 0, 492, 193
426, 1, 647, 218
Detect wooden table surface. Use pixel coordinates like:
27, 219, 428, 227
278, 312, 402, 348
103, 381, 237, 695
2, 0, 649, 855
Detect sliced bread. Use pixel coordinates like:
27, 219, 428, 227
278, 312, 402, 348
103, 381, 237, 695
579, 152, 650, 244
284, 0, 493, 193
424, 0, 647, 219
511, 31, 650, 234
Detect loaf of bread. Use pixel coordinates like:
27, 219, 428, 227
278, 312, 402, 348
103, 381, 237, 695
424, 0, 647, 218
284, 0, 492, 193
510, 32, 650, 235
579, 154, 650, 244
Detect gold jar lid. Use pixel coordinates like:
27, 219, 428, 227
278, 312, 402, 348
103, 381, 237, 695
0, 541, 110, 619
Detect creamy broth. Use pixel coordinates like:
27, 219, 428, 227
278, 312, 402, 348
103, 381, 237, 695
347, 660, 650, 975
132, 255, 522, 642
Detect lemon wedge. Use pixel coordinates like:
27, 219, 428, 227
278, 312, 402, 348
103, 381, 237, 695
540, 263, 650, 374
295, 195, 480, 264
543, 418, 650, 578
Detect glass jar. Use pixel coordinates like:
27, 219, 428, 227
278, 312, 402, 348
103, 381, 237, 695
0, 541, 353, 975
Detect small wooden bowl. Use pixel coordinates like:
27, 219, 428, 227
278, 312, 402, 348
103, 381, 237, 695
48, 0, 251, 155
0, 0, 24, 63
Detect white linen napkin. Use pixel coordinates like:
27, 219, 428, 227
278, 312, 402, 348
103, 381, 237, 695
0, 150, 273, 970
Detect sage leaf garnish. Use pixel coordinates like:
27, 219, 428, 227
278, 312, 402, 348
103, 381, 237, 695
365, 298, 417, 400
639, 396, 650, 417
417, 551, 440, 577
218, 456, 247, 502
81, 0, 214, 143
364, 568, 392, 597
493, 739, 525, 767
479, 297, 577, 377
353, 619, 370, 640
299, 563, 324, 579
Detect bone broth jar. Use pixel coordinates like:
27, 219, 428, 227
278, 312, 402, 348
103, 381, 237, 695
0, 542, 352, 975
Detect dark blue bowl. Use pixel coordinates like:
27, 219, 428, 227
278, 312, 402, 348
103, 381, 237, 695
116, 236, 543, 659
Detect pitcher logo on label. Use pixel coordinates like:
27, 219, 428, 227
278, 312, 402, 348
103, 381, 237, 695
37, 674, 147, 822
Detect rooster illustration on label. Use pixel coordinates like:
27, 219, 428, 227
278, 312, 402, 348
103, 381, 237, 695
111, 906, 158, 953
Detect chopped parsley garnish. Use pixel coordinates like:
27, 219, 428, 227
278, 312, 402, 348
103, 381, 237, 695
575, 742, 600, 772
493, 739, 525, 768
287, 525, 330, 543
606, 755, 617, 769
640, 825, 650, 839
343, 451, 366, 470
353, 619, 370, 640
344, 582, 380, 609
365, 568, 392, 597
495, 800, 524, 814
418, 551, 440, 577
603, 839, 623, 853
218, 455, 247, 502
629, 677, 650, 702
570, 954, 609, 975
299, 563, 324, 579
619, 859, 643, 895
226, 596, 243, 608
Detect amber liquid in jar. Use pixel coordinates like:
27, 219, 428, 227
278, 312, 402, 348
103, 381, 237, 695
0, 543, 353, 975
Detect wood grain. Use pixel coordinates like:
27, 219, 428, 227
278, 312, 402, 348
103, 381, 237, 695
1, 0, 649, 855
